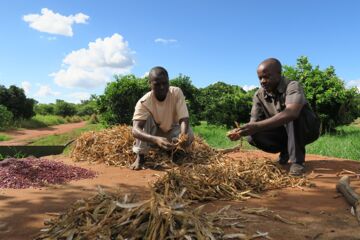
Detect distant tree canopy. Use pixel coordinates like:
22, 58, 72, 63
283, 56, 359, 132
97, 74, 256, 127
0, 85, 35, 119
97, 75, 149, 126
0, 105, 13, 130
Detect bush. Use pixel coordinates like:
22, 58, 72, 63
98, 75, 149, 126
34, 103, 55, 115
0, 85, 35, 119
198, 82, 253, 127
283, 56, 360, 132
54, 100, 77, 117
0, 105, 13, 130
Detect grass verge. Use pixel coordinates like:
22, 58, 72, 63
16, 115, 89, 129
306, 125, 360, 161
29, 123, 105, 155
193, 121, 253, 149
0, 134, 11, 142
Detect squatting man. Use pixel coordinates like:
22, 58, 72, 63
131, 66, 194, 170
228, 58, 320, 176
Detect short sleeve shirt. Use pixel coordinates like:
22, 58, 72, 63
133, 86, 189, 132
250, 78, 307, 122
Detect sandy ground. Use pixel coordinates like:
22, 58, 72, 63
0, 121, 87, 146
0, 150, 359, 240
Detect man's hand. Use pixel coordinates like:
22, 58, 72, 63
238, 122, 260, 136
154, 137, 175, 150
227, 128, 241, 141
227, 122, 260, 141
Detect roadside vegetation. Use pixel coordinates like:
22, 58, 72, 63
29, 123, 104, 155
307, 124, 360, 161
0, 134, 11, 142
0, 56, 359, 160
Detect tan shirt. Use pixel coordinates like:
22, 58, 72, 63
133, 86, 189, 132
250, 78, 307, 122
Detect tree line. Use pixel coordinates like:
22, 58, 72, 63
1, 57, 359, 133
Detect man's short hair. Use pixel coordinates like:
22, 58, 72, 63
259, 58, 282, 74
149, 66, 169, 80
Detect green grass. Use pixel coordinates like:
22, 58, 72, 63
193, 121, 252, 149
29, 123, 105, 155
0, 134, 11, 141
16, 115, 89, 129
306, 125, 360, 160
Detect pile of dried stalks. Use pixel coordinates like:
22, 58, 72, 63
35, 187, 243, 240
71, 125, 217, 168
154, 157, 308, 201
71, 125, 135, 167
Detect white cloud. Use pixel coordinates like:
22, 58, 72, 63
66, 92, 91, 103
154, 38, 177, 44
51, 33, 135, 88
23, 8, 89, 36
40, 35, 57, 41
242, 85, 258, 91
141, 71, 149, 78
347, 79, 360, 92
35, 85, 60, 97
21, 81, 31, 94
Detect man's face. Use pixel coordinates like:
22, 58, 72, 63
257, 64, 281, 93
149, 75, 169, 101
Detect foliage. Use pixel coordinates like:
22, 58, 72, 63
0, 134, 11, 142
306, 124, 360, 161
0, 85, 35, 119
53, 99, 77, 117
97, 75, 149, 126
34, 103, 55, 115
198, 82, 253, 128
76, 95, 98, 116
170, 74, 202, 125
283, 56, 360, 132
0, 105, 13, 130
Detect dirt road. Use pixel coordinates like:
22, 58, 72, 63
0, 121, 87, 146
0, 150, 360, 239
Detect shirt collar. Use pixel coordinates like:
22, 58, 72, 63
263, 77, 287, 100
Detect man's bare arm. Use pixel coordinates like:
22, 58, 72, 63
228, 103, 304, 141
179, 117, 189, 135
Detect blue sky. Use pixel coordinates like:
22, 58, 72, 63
0, 0, 359, 103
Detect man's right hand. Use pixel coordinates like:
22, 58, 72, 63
154, 137, 175, 150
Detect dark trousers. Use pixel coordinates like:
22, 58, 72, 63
247, 107, 320, 164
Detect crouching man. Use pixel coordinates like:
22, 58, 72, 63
131, 66, 194, 170
228, 58, 320, 176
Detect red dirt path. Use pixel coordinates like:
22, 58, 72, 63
0, 150, 360, 240
0, 121, 87, 146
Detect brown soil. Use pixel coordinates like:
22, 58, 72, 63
0, 151, 360, 240
0, 121, 87, 146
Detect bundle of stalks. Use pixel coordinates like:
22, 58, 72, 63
154, 157, 309, 201
72, 125, 217, 168
35, 187, 235, 240
71, 125, 135, 167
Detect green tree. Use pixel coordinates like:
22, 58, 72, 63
0, 85, 35, 119
283, 56, 359, 132
198, 82, 252, 127
34, 103, 55, 115
0, 105, 13, 130
54, 100, 77, 117
76, 95, 98, 116
97, 75, 149, 125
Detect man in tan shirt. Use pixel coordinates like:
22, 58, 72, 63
228, 58, 320, 176
131, 66, 194, 170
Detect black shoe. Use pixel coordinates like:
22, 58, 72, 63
278, 152, 289, 165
